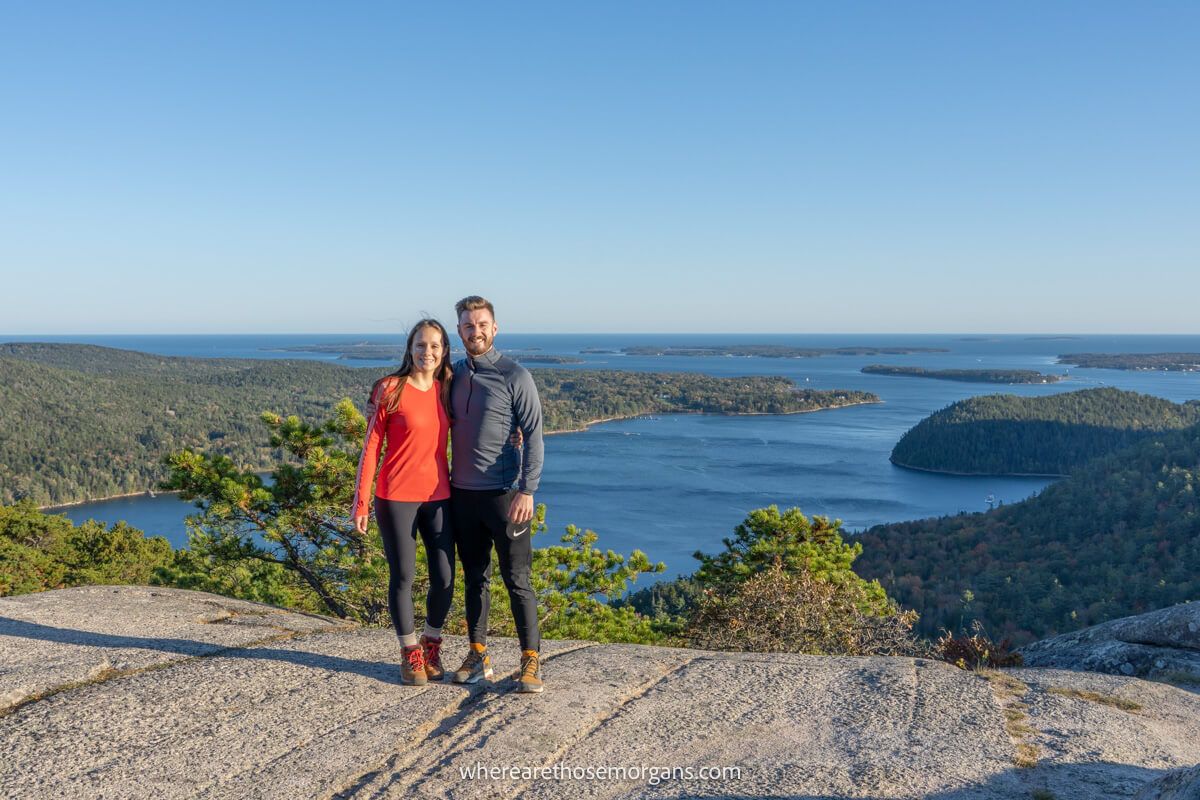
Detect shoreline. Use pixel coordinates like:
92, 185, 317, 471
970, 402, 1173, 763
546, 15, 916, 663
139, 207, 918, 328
890, 459, 1068, 479
40, 488, 184, 512
544, 398, 883, 436
39, 401, 882, 505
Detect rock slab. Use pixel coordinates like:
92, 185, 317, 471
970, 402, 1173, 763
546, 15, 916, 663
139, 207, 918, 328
2, 587, 1200, 799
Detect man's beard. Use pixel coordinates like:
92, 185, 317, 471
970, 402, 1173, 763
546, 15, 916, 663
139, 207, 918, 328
465, 334, 492, 355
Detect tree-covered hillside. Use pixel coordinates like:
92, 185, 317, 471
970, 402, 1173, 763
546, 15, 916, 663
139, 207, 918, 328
890, 388, 1200, 476
0, 352, 369, 505
0, 344, 877, 505
856, 422, 1200, 644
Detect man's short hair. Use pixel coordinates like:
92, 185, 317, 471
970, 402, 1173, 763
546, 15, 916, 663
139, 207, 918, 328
455, 295, 495, 320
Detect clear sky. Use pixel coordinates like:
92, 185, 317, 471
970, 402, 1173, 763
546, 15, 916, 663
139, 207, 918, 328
1, 2, 1196, 334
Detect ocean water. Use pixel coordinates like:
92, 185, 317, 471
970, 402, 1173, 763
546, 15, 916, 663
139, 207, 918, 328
26, 332, 1200, 578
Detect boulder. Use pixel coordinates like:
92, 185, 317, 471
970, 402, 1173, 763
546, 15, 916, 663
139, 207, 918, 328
1020, 602, 1200, 682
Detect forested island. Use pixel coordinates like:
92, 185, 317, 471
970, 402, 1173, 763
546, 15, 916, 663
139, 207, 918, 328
854, 421, 1200, 644
512, 355, 584, 364
861, 365, 1062, 384
1058, 352, 1200, 371
0, 343, 877, 506
890, 388, 1200, 476
621, 345, 949, 358
269, 342, 412, 360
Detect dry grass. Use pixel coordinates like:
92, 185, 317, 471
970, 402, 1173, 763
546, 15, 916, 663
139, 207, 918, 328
1046, 686, 1142, 712
979, 668, 1029, 697
1014, 741, 1040, 769
978, 669, 1039, 768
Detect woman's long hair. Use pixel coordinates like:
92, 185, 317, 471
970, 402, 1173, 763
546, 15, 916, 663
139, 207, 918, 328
371, 319, 453, 416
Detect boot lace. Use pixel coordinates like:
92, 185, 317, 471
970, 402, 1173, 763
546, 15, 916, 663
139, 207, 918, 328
404, 646, 426, 673
519, 652, 539, 679
423, 638, 442, 669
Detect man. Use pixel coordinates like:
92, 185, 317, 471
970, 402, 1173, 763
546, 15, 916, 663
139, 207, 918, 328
448, 295, 546, 693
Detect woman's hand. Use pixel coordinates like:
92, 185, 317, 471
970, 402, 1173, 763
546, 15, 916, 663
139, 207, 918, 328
510, 428, 525, 448
354, 514, 370, 535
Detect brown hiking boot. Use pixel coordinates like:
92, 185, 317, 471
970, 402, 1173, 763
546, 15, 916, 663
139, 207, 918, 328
400, 644, 428, 686
452, 642, 494, 684
513, 649, 544, 694
421, 635, 445, 681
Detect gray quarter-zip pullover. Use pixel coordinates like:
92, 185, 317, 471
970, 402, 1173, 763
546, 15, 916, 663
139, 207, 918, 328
449, 347, 544, 493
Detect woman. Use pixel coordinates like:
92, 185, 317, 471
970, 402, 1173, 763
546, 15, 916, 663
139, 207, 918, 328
353, 319, 455, 685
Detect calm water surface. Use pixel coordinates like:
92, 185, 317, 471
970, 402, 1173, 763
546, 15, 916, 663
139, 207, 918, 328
32, 333, 1199, 579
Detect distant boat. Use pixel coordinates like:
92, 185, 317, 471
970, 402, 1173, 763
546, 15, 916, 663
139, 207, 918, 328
985, 493, 996, 509
147, 490, 156, 498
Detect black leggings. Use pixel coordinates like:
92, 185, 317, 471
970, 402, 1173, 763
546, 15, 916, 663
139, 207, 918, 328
375, 497, 455, 639
452, 488, 540, 652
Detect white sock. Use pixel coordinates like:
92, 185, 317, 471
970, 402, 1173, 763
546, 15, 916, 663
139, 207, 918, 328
423, 623, 443, 640
399, 631, 418, 648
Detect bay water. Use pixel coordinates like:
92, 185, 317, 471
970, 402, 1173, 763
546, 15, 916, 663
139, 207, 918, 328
27, 333, 1200, 580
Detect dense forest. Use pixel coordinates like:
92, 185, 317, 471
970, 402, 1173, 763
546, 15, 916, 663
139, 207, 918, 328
855, 422, 1200, 644
890, 388, 1200, 475
0, 344, 876, 505
1058, 353, 1200, 371
861, 365, 1061, 384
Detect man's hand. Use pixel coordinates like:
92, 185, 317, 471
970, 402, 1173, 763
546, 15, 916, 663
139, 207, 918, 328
354, 514, 370, 535
508, 492, 534, 525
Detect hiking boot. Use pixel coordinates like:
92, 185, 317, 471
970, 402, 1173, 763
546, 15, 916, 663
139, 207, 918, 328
401, 644, 428, 686
513, 649, 544, 694
420, 634, 445, 681
452, 643, 493, 684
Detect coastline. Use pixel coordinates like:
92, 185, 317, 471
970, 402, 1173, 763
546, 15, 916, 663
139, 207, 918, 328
890, 459, 1068, 479
40, 488, 184, 512
35, 401, 881, 506
544, 398, 882, 436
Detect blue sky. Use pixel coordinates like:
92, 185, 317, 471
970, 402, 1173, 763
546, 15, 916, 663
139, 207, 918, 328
1, 2, 1196, 334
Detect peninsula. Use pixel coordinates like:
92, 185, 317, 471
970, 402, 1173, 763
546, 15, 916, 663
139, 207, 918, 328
888, 387, 1200, 477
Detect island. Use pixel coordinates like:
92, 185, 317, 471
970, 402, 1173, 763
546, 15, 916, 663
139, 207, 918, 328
580, 348, 620, 354
1057, 353, 1200, 372
511, 355, 584, 364
888, 387, 1200, 477
0, 343, 879, 506
621, 345, 948, 358
861, 365, 1062, 384
269, 343, 426, 361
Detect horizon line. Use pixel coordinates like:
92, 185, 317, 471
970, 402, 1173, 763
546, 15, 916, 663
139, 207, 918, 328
4, 331, 1200, 338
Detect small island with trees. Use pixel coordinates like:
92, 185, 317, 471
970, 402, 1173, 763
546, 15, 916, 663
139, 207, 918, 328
511, 355, 584, 364
267, 342, 444, 361
861, 365, 1062, 384
1058, 352, 1200, 371
621, 345, 948, 358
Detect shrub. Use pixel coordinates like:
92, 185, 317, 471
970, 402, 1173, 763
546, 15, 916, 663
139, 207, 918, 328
938, 622, 1024, 670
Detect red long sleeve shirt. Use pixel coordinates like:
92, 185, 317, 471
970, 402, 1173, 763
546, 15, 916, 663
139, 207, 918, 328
353, 377, 451, 516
